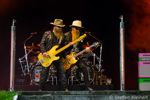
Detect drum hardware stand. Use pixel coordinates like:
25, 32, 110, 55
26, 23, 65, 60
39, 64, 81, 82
51, 76, 54, 85
51, 76, 58, 85
71, 67, 74, 85
50, 65, 58, 85
55, 76, 57, 85
70, 66, 77, 85
18, 33, 35, 76
18, 49, 33, 76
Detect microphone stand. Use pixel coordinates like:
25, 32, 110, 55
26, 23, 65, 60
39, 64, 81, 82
24, 34, 35, 74
85, 32, 102, 43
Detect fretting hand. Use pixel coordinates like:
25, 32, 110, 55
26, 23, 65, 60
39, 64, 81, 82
86, 47, 91, 53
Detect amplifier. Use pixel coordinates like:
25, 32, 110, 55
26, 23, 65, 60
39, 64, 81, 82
138, 61, 150, 78
138, 53, 150, 61
138, 78, 150, 91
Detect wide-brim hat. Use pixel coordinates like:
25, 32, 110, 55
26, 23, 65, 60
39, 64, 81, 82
50, 19, 65, 27
69, 20, 84, 28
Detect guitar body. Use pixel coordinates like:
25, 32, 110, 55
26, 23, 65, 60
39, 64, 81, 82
63, 52, 78, 70
38, 45, 60, 67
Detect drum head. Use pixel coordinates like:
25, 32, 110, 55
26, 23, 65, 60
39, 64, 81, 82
74, 64, 95, 85
30, 65, 49, 85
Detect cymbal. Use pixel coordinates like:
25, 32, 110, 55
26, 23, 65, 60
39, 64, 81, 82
26, 49, 33, 52
37, 43, 40, 47
26, 46, 39, 49
29, 56, 38, 61
33, 51, 40, 54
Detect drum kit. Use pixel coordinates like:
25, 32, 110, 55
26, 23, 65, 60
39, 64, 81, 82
18, 43, 102, 86
18, 34, 103, 86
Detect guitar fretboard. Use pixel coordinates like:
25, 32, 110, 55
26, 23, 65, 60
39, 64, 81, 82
53, 34, 86, 55
75, 45, 93, 58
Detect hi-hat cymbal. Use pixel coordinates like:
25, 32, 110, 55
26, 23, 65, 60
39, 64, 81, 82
26, 46, 39, 49
37, 43, 40, 47
29, 56, 38, 60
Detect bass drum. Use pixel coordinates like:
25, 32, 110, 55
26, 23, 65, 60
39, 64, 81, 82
30, 65, 50, 85
73, 64, 95, 85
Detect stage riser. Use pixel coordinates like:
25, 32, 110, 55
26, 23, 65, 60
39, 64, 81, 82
17, 91, 150, 100
18, 95, 114, 100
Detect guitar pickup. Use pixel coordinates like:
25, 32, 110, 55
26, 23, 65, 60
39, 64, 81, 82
40, 59, 44, 63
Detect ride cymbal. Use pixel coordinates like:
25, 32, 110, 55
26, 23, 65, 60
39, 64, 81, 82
33, 51, 40, 54
29, 56, 38, 60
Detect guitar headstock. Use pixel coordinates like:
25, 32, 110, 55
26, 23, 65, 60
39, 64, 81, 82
78, 34, 86, 41
92, 42, 100, 47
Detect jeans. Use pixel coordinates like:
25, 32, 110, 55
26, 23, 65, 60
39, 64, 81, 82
66, 59, 90, 87
39, 57, 68, 90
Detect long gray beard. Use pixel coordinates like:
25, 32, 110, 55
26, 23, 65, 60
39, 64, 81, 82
54, 29, 63, 39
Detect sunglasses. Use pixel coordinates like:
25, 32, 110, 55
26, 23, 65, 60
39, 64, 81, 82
55, 26, 62, 28
73, 27, 81, 30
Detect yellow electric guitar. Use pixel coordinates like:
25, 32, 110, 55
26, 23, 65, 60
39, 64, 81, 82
63, 42, 100, 70
38, 34, 86, 67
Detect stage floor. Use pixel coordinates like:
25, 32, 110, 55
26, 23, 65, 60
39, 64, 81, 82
14, 85, 113, 91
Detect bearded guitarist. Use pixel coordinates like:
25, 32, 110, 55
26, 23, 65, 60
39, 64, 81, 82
39, 19, 72, 91
63, 20, 93, 91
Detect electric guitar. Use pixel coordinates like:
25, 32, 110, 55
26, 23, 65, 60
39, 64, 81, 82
38, 34, 86, 67
63, 42, 100, 70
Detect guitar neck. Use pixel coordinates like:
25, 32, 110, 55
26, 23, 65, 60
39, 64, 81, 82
54, 44, 69, 55
54, 34, 86, 55
75, 45, 93, 58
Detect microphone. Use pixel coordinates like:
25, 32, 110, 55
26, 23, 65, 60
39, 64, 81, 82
85, 31, 91, 34
31, 32, 37, 35
85, 31, 90, 33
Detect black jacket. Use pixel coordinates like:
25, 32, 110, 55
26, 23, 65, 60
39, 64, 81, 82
40, 30, 65, 57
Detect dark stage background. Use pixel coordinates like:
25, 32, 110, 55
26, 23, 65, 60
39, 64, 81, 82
0, 0, 150, 91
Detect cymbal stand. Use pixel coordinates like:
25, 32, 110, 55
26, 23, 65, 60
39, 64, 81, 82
24, 43, 29, 74
24, 34, 34, 72
90, 51, 100, 68
99, 44, 103, 72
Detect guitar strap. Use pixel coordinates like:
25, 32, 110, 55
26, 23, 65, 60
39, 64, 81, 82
58, 39, 62, 45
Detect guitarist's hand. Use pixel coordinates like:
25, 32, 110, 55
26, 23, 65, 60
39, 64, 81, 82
43, 52, 49, 57
86, 47, 91, 53
66, 55, 71, 61
68, 42, 73, 46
